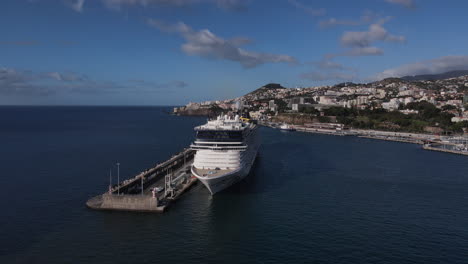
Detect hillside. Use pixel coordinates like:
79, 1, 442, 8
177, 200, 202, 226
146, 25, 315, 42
245, 83, 286, 96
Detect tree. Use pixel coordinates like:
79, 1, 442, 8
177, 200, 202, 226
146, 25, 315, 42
337, 116, 353, 125
317, 116, 331, 123
274, 99, 288, 113
451, 121, 468, 133
300, 107, 319, 115
442, 104, 457, 111
324, 106, 355, 117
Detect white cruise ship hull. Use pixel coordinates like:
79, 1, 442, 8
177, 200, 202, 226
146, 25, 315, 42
191, 151, 257, 194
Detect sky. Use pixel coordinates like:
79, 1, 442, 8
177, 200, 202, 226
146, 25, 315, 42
1, 0, 468, 105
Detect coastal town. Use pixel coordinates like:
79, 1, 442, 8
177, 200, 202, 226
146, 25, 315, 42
174, 71, 468, 155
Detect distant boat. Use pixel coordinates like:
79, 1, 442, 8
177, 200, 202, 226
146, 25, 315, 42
279, 124, 295, 131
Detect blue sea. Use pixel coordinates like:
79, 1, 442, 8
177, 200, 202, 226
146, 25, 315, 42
1, 106, 468, 263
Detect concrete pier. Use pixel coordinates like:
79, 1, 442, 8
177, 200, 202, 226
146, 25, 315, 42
86, 147, 198, 213
86, 193, 165, 212
110, 148, 195, 195
423, 145, 468, 156
358, 135, 424, 145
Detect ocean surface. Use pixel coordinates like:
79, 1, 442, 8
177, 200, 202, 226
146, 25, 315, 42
1, 106, 468, 264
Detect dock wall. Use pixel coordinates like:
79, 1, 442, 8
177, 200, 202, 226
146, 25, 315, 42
86, 193, 164, 212
102, 194, 161, 211
86, 147, 198, 213
111, 148, 195, 195
359, 135, 424, 144
423, 146, 468, 156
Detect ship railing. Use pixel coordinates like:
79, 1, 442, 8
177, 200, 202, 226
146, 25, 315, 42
190, 144, 247, 151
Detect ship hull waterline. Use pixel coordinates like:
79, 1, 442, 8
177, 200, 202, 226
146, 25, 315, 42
191, 153, 257, 195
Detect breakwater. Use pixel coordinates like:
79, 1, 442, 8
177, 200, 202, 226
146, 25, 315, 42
261, 121, 468, 156
86, 148, 197, 213
423, 143, 468, 156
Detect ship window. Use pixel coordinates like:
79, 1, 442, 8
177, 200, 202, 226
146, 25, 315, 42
196, 131, 243, 141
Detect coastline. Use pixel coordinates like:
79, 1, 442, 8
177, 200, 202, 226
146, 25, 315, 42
173, 109, 468, 156
259, 121, 468, 156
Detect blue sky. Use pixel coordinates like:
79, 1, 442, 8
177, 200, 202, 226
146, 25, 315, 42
1, 0, 468, 105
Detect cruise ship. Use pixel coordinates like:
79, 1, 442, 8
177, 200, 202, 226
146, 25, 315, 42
190, 114, 260, 194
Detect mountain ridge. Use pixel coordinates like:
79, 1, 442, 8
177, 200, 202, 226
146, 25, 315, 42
244, 83, 286, 96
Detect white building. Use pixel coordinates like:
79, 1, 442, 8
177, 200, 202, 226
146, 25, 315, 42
447, 100, 463, 107
452, 117, 468, 123
377, 89, 386, 99
382, 98, 401, 111
235, 101, 244, 110
356, 96, 369, 105
319, 96, 336, 105
249, 111, 262, 120
400, 109, 419, 115
268, 100, 276, 111
403, 97, 414, 105
292, 104, 299, 112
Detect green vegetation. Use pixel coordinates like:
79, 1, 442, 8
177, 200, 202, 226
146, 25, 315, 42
317, 116, 331, 123
275, 99, 288, 113
441, 104, 457, 111
317, 102, 468, 133
209, 104, 225, 116
300, 106, 319, 115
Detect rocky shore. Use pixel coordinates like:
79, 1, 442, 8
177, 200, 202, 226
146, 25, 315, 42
173, 104, 223, 116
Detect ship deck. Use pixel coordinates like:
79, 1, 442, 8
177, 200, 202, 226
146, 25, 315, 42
192, 167, 234, 178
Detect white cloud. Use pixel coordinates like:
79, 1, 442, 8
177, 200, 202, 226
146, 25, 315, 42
324, 20, 404, 58
147, 19, 297, 68
318, 10, 379, 29
319, 18, 361, 28
0, 67, 59, 95
325, 46, 384, 59
306, 58, 358, 82
100, 0, 247, 10
61, 0, 85, 13
288, 0, 325, 17
70, 0, 85, 12
214, 0, 248, 10
45, 71, 89, 82
0, 67, 186, 96
63, 0, 248, 12
385, 0, 415, 9
344, 46, 384, 56
341, 23, 405, 48
314, 58, 355, 71
316, 59, 346, 70
373, 55, 468, 80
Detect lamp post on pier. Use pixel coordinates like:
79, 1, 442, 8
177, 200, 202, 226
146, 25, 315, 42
108, 169, 112, 194
116, 162, 120, 195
